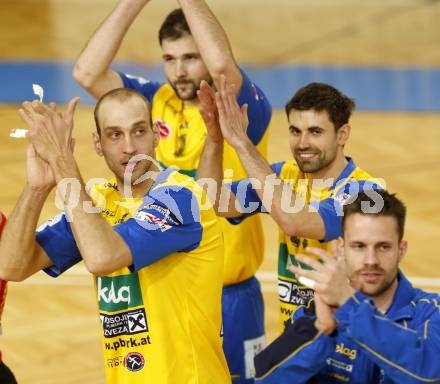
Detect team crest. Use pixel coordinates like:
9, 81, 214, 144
124, 352, 145, 372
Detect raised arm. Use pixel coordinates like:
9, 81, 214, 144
0, 144, 55, 281
73, 0, 150, 98
178, 0, 242, 91
215, 76, 326, 239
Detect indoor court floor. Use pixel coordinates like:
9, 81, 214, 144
0, 1, 439, 382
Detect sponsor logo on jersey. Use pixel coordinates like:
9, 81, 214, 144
97, 274, 143, 312
124, 352, 145, 372
278, 277, 314, 305
326, 357, 353, 372
154, 118, 172, 139
335, 343, 357, 360
100, 308, 148, 338
135, 211, 172, 232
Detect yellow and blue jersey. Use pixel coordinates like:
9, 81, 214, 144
36, 168, 230, 384
229, 157, 382, 329
119, 70, 272, 285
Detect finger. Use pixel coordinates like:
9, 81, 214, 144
19, 108, 34, 127
240, 103, 249, 127
69, 137, 76, 153
49, 102, 57, 112
295, 254, 326, 272
288, 264, 321, 281
64, 97, 80, 133
305, 247, 337, 264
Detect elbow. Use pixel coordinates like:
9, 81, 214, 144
83, 259, 110, 276
72, 62, 97, 90
279, 218, 299, 237
0, 268, 28, 282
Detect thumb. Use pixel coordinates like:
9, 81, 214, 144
240, 103, 249, 126
64, 97, 80, 130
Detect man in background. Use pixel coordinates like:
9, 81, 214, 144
73, 1, 272, 381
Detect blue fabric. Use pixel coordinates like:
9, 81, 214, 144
227, 162, 285, 225
256, 272, 440, 383
236, 70, 272, 145
118, 72, 162, 104
223, 277, 265, 383
114, 184, 203, 271
37, 213, 82, 277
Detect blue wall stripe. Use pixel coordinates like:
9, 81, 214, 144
0, 61, 439, 112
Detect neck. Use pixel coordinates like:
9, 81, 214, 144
372, 277, 399, 313
183, 98, 199, 108
309, 152, 348, 181
116, 163, 161, 199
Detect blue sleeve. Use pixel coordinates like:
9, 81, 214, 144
114, 186, 203, 272
118, 72, 162, 104
335, 293, 440, 383
255, 316, 334, 383
36, 213, 82, 277
227, 162, 285, 225
313, 180, 383, 242
237, 69, 272, 145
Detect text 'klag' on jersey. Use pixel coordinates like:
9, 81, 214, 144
36, 168, 230, 383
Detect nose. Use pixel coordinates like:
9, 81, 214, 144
297, 132, 310, 149
122, 136, 136, 155
363, 247, 380, 266
176, 60, 187, 78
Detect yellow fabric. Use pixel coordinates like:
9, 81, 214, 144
152, 84, 268, 284
90, 173, 229, 383
277, 160, 380, 329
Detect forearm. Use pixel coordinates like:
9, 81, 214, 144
234, 140, 323, 237
336, 297, 440, 383
52, 156, 132, 275
73, 0, 149, 95
178, 0, 242, 88
197, 139, 241, 217
0, 187, 51, 280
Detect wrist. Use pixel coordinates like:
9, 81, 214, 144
337, 286, 356, 307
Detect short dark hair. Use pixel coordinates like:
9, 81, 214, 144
342, 190, 407, 241
285, 83, 355, 130
94, 88, 151, 136
158, 9, 191, 45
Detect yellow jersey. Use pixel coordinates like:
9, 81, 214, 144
37, 168, 230, 383
120, 70, 272, 285
229, 158, 382, 329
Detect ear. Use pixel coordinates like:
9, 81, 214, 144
336, 236, 345, 256
337, 124, 351, 146
398, 239, 408, 263
92, 132, 103, 156
152, 120, 161, 148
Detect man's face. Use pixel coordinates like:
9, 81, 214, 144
342, 214, 407, 298
287, 109, 348, 174
94, 96, 159, 185
161, 34, 212, 101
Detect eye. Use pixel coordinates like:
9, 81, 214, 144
379, 244, 391, 251
163, 56, 175, 63
110, 131, 121, 140
134, 128, 146, 136
310, 128, 323, 135
351, 243, 365, 250
289, 127, 300, 135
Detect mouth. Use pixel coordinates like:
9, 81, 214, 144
295, 152, 318, 161
360, 272, 383, 284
